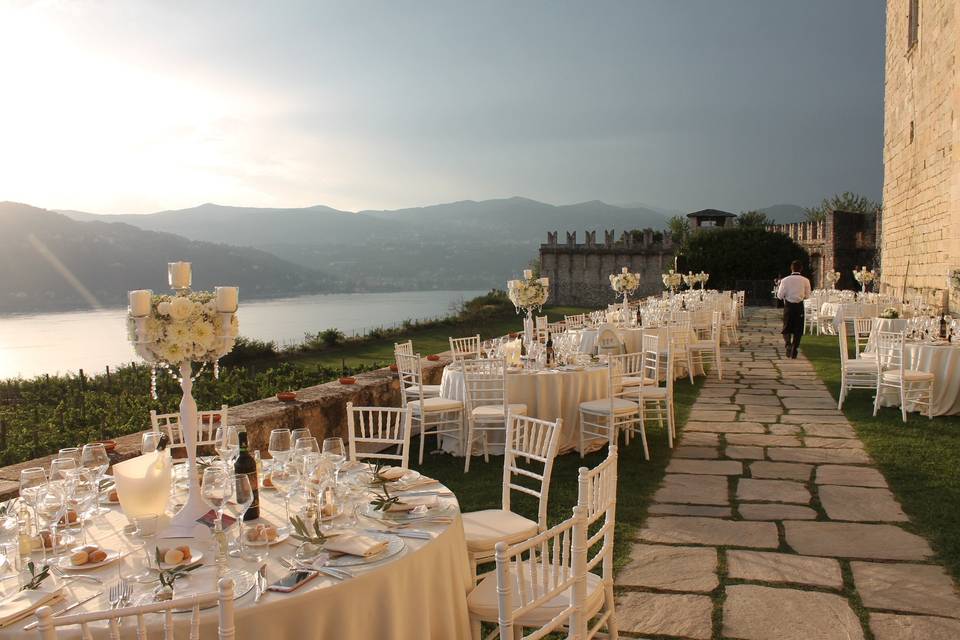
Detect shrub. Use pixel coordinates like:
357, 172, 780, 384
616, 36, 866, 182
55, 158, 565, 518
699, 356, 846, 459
319, 328, 345, 347
220, 337, 277, 366
684, 227, 809, 290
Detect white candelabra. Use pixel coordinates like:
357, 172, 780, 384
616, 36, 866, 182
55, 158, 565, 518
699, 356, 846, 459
128, 262, 239, 535
507, 269, 549, 348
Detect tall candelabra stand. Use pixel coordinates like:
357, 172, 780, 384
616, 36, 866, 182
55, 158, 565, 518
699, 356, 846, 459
128, 262, 238, 536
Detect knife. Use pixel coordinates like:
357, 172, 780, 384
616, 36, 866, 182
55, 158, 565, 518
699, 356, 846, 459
254, 564, 267, 602
23, 591, 103, 631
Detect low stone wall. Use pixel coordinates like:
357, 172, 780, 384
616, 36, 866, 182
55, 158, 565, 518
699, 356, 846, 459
0, 357, 451, 501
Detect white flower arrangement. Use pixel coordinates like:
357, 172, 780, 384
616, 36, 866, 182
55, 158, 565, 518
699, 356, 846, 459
853, 267, 876, 285
127, 292, 238, 366
825, 271, 841, 288
880, 307, 900, 319
609, 267, 640, 295
661, 270, 683, 290
507, 272, 550, 312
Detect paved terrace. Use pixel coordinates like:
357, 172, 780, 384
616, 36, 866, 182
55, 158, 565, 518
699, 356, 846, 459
615, 308, 960, 640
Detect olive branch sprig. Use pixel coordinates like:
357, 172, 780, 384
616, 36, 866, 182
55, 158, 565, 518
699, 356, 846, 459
370, 483, 401, 512
154, 548, 202, 589
19, 561, 50, 591
289, 515, 328, 546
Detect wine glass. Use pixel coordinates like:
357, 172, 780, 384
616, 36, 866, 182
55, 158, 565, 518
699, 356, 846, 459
34, 482, 66, 560
225, 475, 254, 559
201, 467, 232, 532
18, 467, 46, 537
269, 462, 300, 530
268, 429, 292, 464
65, 469, 97, 546
141, 431, 164, 454
291, 428, 311, 444
49, 457, 78, 481
215, 426, 240, 467
80, 443, 110, 515
58, 447, 81, 463
322, 438, 346, 484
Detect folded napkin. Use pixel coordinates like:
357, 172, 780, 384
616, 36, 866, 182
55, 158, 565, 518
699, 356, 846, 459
386, 495, 438, 512
0, 587, 63, 629
323, 534, 389, 557
395, 477, 439, 491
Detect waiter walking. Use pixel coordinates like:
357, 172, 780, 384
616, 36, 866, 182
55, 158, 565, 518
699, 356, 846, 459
776, 260, 811, 359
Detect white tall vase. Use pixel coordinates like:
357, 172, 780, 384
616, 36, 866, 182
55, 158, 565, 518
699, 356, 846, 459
167, 361, 209, 535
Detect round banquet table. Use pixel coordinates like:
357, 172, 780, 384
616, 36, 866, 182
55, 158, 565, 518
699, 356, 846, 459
573, 327, 703, 380
440, 364, 608, 454
877, 341, 960, 416
0, 468, 471, 639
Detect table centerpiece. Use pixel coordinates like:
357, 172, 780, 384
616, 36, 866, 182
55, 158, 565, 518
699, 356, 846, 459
853, 266, 876, 293
127, 262, 238, 534
662, 270, 683, 296
825, 270, 841, 289
609, 267, 640, 307
507, 270, 549, 348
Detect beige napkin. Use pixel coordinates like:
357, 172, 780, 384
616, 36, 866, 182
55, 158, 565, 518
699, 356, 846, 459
376, 467, 408, 481
323, 534, 389, 557
0, 587, 63, 629
386, 495, 438, 512
395, 477, 439, 491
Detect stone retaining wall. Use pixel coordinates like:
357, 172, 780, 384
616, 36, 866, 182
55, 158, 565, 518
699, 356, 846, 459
0, 357, 451, 501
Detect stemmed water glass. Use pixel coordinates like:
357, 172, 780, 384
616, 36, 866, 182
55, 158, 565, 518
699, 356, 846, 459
34, 482, 67, 561
18, 468, 46, 537
80, 443, 110, 516
225, 475, 254, 559
64, 469, 98, 546
322, 438, 346, 484
215, 426, 240, 467
269, 462, 301, 531
58, 447, 81, 463
268, 429, 292, 465
201, 467, 232, 532
291, 428, 311, 444
49, 457, 78, 481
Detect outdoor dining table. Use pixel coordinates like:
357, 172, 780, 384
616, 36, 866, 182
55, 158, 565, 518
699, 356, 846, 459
439, 363, 608, 454
573, 326, 703, 380
876, 339, 960, 416
0, 467, 472, 639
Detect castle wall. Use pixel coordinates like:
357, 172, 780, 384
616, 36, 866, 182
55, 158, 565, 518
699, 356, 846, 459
882, 0, 960, 309
539, 231, 674, 307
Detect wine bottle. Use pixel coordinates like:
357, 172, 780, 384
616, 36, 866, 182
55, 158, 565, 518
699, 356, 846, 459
545, 332, 554, 367
941, 314, 948, 339
234, 427, 259, 521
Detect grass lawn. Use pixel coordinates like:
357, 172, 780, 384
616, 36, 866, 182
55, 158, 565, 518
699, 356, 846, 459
284, 305, 593, 370
801, 334, 960, 582
406, 375, 703, 571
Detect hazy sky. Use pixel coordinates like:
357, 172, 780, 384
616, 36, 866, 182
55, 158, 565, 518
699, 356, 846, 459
1, 0, 885, 215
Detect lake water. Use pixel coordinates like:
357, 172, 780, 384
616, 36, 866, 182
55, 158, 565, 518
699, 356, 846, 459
0, 290, 485, 379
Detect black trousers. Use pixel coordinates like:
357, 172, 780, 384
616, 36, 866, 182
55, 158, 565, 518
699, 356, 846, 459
782, 301, 804, 358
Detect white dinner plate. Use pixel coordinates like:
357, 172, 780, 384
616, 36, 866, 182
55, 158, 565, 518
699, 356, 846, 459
362, 501, 455, 522
309, 532, 405, 568
244, 527, 290, 547
56, 548, 121, 571
158, 550, 204, 569
367, 468, 421, 487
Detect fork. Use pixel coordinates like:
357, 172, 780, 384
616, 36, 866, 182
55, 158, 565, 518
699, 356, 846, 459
107, 581, 124, 611
51, 565, 103, 584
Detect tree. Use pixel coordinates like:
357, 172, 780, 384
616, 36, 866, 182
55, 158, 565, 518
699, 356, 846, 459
805, 192, 879, 222
737, 210, 770, 227
667, 215, 689, 247
684, 226, 808, 291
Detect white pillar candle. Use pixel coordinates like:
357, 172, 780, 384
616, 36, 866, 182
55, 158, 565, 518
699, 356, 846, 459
622, 266, 628, 273
168, 262, 192, 289
215, 286, 239, 312
540, 277, 549, 286
508, 280, 520, 290
523, 269, 533, 279
128, 290, 152, 317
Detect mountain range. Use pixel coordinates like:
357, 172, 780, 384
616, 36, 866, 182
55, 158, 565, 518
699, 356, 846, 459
0, 202, 341, 314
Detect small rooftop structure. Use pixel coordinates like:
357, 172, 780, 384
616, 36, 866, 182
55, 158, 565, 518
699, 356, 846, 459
687, 208, 737, 229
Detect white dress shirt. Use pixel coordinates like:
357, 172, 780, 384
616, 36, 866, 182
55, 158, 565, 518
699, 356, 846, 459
777, 273, 811, 304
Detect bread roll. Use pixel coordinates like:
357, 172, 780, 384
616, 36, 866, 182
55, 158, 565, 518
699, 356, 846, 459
70, 550, 89, 566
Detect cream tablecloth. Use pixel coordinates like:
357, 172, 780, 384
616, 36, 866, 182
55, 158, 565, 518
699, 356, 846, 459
877, 341, 960, 416
574, 327, 702, 380
1, 470, 471, 640
440, 364, 608, 453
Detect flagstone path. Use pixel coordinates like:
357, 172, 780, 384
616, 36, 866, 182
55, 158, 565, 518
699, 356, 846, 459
615, 308, 960, 640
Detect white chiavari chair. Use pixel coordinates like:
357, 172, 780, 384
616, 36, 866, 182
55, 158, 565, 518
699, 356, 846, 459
873, 331, 934, 422
852, 318, 877, 361
688, 311, 723, 381
669, 323, 696, 384
535, 315, 549, 343
719, 299, 739, 344
36, 578, 235, 640
577, 446, 619, 639
837, 322, 877, 410
346, 402, 413, 469
396, 352, 464, 463
461, 413, 562, 583
579, 353, 644, 458
450, 335, 481, 361
394, 340, 414, 356
588, 310, 606, 326
467, 505, 587, 640
150, 405, 228, 450
596, 325, 624, 356
565, 314, 586, 330
462, 358, 528, 472
393, 347, 440, 400
636, 335, 676, 449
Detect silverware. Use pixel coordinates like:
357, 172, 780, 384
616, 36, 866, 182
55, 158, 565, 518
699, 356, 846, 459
107, 581, 124, 611
363, 528, 430, 540
22, 591, 103, 631
51, 565, 103, 584
278, 556, 352, 581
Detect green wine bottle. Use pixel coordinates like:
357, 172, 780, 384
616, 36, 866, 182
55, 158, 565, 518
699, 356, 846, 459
234, 427, 259, 521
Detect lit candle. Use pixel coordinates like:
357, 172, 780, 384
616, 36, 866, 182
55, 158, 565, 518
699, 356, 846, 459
523, 269, 533, 280
215, 286, 239, 312
128, 290, 152, 317
168, 262, 192, 289
622, 267, 628, 273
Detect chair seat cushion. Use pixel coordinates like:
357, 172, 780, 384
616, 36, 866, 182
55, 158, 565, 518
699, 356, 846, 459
579, 397, 637, 415
462, 509, 538, 553
844, 360, 876, 372
468, 568, 604, 627
882, 369, 935, 382
639, 386, 670, 400
621, 376, 657, 387
404, 384, 442, 397
689, 340, 716, 350
408, 397, 464, 413
857, 353, 878, 361
472, 404, 528, 418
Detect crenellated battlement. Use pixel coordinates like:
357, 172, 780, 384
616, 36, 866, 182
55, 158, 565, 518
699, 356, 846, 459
540, 229, 673, 251
767, 220, 827, 244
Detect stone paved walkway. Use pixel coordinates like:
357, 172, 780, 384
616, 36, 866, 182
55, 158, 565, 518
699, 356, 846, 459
615, 308, 960, 640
